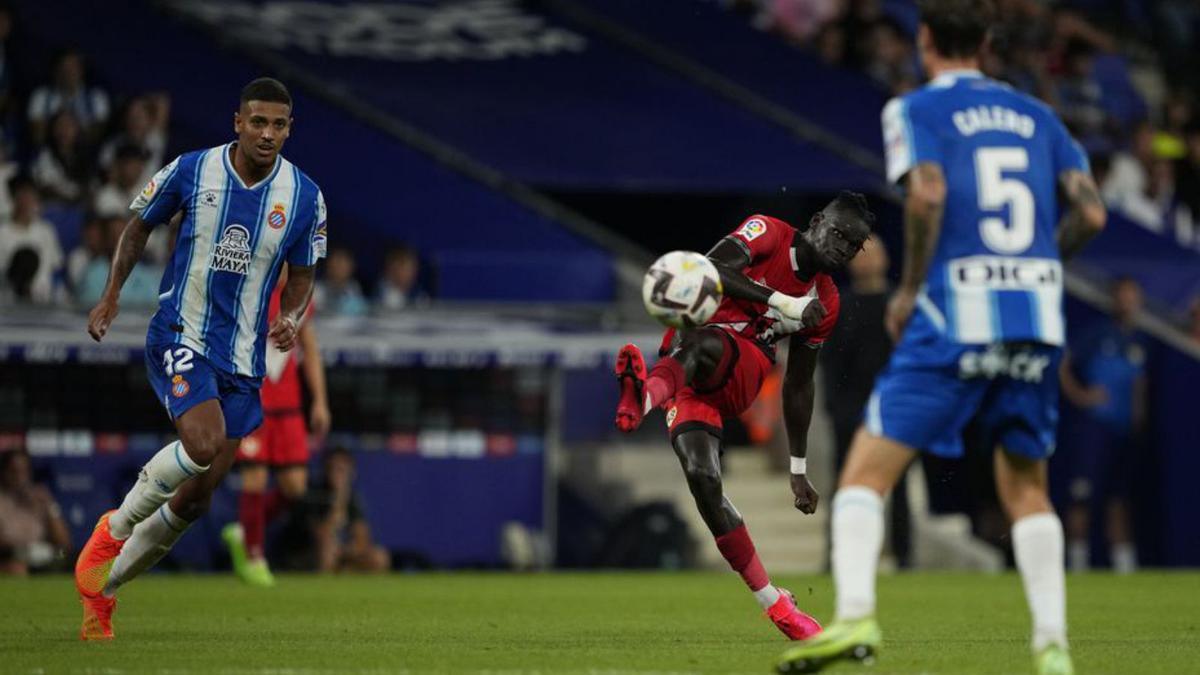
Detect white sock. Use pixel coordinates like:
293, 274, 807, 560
1068, 540, 1089, 572
104, 505, 191, 596
109, 440, 207, 540
753, 583, 782, 609
1013, 513, 1068, 652
1111, 543, 1137, 574
832, 486, 884, 621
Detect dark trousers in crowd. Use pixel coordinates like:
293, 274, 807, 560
828, 419, 912, 569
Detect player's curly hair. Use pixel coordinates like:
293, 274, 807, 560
240, 77, 292, 109
830, 190, 876, 226
918, 0, 994, 59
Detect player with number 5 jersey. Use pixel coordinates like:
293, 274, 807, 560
73, 78, 326, 641
777, 1, 1106, 674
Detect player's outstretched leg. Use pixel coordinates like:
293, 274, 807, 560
777, 430, 913, 672
614, 330, 724, 432
996, 450, 1073, 675
674, 429, 820, 640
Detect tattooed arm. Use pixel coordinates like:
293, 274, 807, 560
886, 162, 946, 341
87, 216, 154, 341
1057, 169, 1107, 260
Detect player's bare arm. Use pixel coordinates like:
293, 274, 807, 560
1057, 169, 1106, 260
270, 263, 315, 352
706, 238, 826, 329
887, 161, 946, 341
782, 335, 821, 514
87, 215, 154, 342
298, 319, 331, 438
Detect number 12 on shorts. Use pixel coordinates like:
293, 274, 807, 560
162, 347, 195, 376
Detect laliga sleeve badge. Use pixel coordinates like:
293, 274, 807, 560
666, 406, 678, 427
737, 218, 767, 241
140, 178, 157, 199
171, 374, 190, 398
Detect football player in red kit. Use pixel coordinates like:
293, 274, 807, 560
223, 268, 330, 586
615, 191, 873, 639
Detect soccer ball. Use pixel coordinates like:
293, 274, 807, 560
641, 251, 723, 329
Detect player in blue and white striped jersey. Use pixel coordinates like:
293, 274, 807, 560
74, 78, 326, 640
779, 1, 1106, 674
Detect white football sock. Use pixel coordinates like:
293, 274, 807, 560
753, 584, 782, 610
1068, 540, 1089, 572
109, 440, 207, 540
104, 504, 191, 596
832, 486, 884, 621
1013, 513, 1067, 652
1111, 542, 1137, 574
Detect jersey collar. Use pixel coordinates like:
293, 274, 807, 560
224, 142, 282, 191
788, 229, 816, 282
930, 69, 984, 88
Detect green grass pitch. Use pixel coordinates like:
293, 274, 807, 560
2, 572, 1196, 673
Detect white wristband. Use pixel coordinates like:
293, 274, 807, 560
768, 291, 814, 317
790, 456, 807, 475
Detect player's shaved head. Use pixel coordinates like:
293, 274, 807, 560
918, 0, 994, 59
240, 77, 292, 110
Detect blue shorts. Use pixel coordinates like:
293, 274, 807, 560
145, 341, 264, 439
865, 313, 1062, 460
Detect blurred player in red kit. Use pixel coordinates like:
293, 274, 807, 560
223, 267, 330, 586
614, 192, 874, 640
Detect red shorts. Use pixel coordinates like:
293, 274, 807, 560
236, 412, 309, 465
664, 328, 773, 443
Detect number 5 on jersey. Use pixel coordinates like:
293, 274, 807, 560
975, 147, 1034, 255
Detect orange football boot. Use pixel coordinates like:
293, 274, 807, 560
75, 510, 124, 640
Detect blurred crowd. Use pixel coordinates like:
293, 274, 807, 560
0, 3, 432, 316
0, 0, 178, 307
313, 244, 432, 318
0, 29, 174, 306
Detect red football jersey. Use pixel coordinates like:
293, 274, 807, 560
661, 214, 840, 359
260, 286, 316, 413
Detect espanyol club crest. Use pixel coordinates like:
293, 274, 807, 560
171, 374, 190, 398
268, 202, 287, 229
